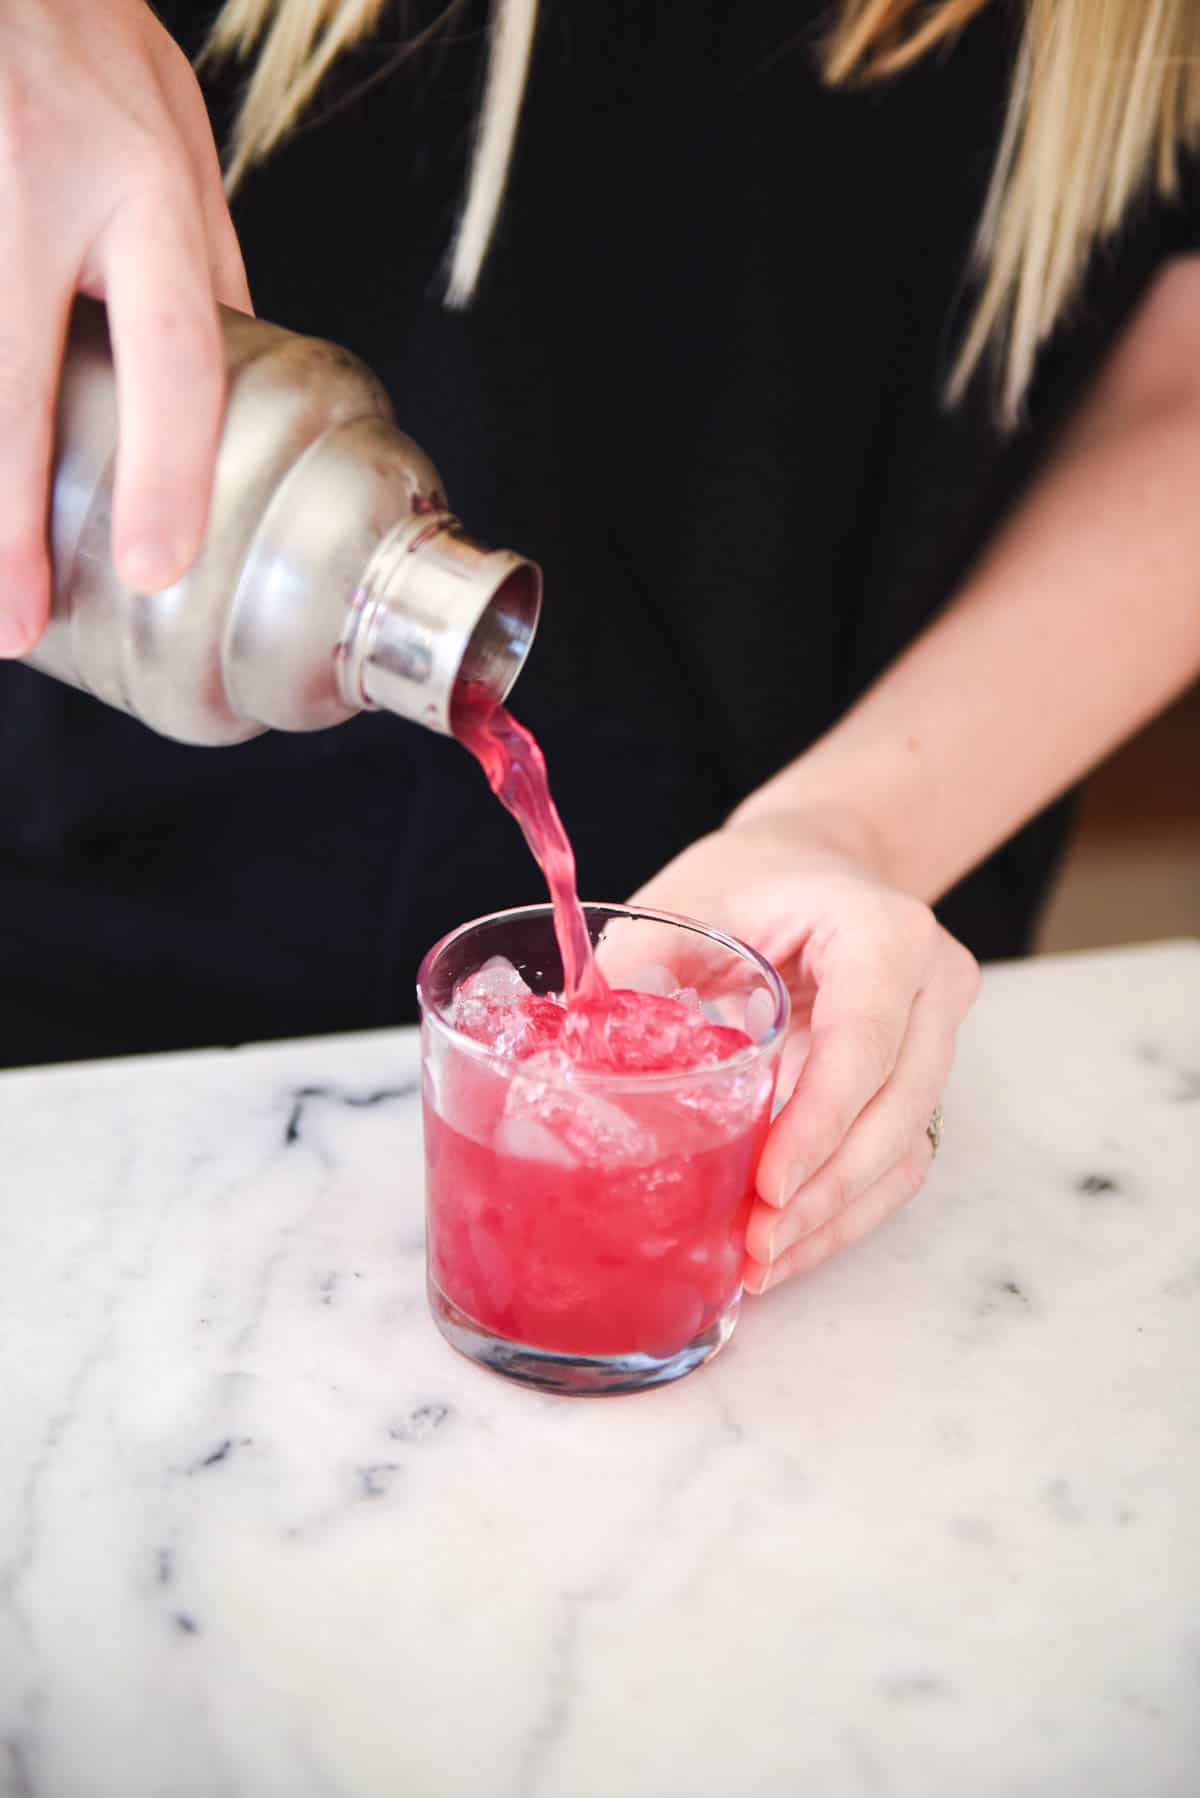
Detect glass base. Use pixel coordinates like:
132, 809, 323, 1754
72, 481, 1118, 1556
428, 1277, 741, 1396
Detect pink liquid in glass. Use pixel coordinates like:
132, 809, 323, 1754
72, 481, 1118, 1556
424, 1108, 765, 1358
428, 683, 771, 1361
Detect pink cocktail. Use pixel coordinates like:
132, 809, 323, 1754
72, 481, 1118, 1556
418, 903, 788, 1394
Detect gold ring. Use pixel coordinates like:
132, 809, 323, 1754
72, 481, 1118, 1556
927, 1103, 944, 1158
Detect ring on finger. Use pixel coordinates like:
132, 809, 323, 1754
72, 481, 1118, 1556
926, 1102, 944, 1159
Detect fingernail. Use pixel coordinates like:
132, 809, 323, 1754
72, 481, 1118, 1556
760, 1260, 786, 1293
121, 542, 182, 593
763, 1217, 803, 1266
774, 1164, 807, 1207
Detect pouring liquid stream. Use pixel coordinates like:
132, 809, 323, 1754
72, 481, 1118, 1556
450, 681, 607, 1003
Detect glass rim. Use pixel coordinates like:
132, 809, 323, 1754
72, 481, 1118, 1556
415, 900, 790, 1090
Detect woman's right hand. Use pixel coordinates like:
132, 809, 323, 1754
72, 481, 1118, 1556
0, 0, 251, 657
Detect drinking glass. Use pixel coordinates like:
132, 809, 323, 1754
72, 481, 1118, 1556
417, 902, 788, 1395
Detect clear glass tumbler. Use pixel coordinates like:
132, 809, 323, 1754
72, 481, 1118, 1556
417, 902, 788, 1395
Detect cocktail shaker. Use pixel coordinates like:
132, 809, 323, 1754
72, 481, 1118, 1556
22, 299, 540, 744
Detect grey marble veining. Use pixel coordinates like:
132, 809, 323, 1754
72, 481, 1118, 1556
1, 941, 1197, 1797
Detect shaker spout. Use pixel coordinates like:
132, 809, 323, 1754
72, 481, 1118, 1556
347, 518, 541, 734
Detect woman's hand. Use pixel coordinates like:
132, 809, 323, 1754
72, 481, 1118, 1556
0, 0, 250, 657
631, 810, 980, 1293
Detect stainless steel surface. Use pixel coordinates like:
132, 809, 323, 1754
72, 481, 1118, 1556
29, 299, 540, 744
341, 508, 541, 735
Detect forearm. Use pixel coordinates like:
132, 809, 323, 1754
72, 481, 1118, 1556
732, 260, 1200, 903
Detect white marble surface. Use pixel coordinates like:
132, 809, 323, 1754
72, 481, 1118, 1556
1, 940, 1197, 1798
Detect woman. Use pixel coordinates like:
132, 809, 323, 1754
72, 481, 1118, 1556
0, 0, 1197, 1295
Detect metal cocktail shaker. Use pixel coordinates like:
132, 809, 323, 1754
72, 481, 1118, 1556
22, 299, 540, 744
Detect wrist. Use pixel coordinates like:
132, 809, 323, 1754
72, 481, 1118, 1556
724, 779, 898, 891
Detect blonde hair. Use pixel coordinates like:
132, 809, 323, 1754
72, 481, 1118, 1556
203, 0, 539, 307
205, 0, 1200, 418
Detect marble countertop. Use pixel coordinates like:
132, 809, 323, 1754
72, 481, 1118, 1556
1, 940, 1197, 1798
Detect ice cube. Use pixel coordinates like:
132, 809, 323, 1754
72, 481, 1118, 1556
451, 957, 562, 1057
468, 1222, 514, 1318
452, 956, 532, 1039
435, 1049, 510, 1142
671, 986, 702, 1011
503, 1055, 653, 1165
563, 989, 749, 1075
507, 995, 568, 1056
512, 1047, 572, 1086
493, 1114, 579, 1169
469, 955, 532, 1001
626, 963, 680, 997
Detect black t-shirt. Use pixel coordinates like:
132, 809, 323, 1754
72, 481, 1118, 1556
0, 0, 1193, 1066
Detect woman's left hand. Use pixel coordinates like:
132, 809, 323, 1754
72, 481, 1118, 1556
630, 811, 980, 1293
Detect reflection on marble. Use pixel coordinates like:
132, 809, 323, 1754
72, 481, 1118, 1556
0, 941, 1197, 1798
